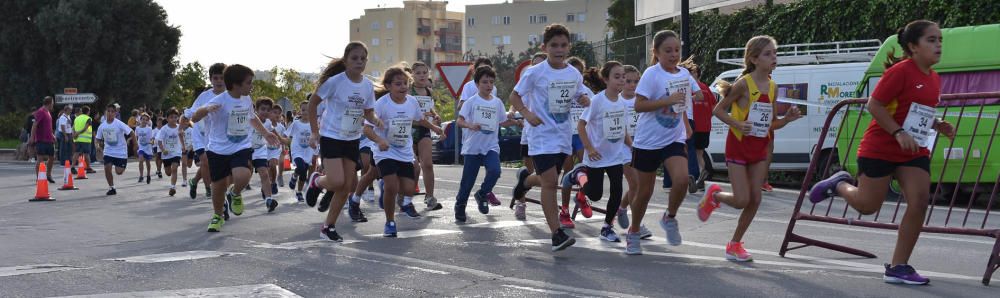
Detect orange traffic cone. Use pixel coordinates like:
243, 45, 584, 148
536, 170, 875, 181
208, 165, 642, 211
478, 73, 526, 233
282, 150, 292, 170
30, 163, 54, 201
76, 156, 88, 180
59, 160, 78, 190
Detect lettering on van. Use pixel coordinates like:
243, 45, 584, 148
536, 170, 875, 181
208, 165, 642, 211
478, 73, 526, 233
819, 81, 859, 100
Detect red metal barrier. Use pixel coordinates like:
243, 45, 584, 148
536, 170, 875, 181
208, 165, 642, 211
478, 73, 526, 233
779, 91, 1000, 285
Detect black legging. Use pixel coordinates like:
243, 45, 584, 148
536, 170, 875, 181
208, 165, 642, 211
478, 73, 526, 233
584, 164, 624, 226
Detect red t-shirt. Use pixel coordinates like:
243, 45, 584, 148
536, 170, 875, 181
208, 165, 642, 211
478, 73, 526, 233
33, 107, 55, 143
857, 59, 940, 162
693, 81, 717, 132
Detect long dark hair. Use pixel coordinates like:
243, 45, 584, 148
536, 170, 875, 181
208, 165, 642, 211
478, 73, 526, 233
318, 41, 368, 85
884, 20, 938, 69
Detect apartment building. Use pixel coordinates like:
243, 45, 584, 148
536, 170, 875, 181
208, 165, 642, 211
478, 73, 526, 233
463, 0, 612, 56
350, 1, 464, 77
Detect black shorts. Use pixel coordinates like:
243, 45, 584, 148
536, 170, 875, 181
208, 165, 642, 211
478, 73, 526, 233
163, 157, 181, 168
857, 156, 930, 178
75, 142, 92, 154
35, 142, 54, 156
186, 150, 196, 160
103, 155, 127, 169
532, 153, 567, 175
195, 149, 206, 158
412, 126, 431, 142
207, 149, 252, 182
320, 137, 360, 161
521, 144, 530, 158
691, 132, 710, 150
252, 158, 269, 169
632, 142, 688, 173
377, 159, 416, 180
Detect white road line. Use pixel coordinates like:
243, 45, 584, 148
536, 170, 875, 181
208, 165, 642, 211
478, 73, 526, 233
246, 239, 364, 249
0, 264, 86, 277
332, 254, 450, 275
327, 245, 646, 298
501, 285, 602, 298
464, 220, 544, 228
364, 228, 461, 239
55, 284, 301, 298
105, 251, 244, 263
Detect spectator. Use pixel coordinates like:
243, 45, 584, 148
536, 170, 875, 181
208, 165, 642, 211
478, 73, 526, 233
29, 96, 56, 183
56, 104, 74, 169
73, 105, 96, 173
21, 111, 36, 162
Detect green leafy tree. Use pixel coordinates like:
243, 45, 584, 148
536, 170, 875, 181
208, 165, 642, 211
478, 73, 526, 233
162, 62, 206, 110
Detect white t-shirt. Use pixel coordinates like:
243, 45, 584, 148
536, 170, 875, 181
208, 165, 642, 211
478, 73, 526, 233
633, 65, 701, 150
460, 80, 497, 102
359, 134, 375, 150
315, 73, 376, 141
134, 126, 153, 154
621, 93, 638, 136
269, 122, 285, 159
183, 128, 194, 150
96, 119, 132, 159
580, 91, 629, 168
204, 92, 256, 155
512, 60, 590, 156
459, 94, 507, 155
285, 120, 314, 163
519, 100, 531, 145
368, 94, 422, 163
570, 88, 594, 136
57, 114, 72, 135
151, 128, 161, 151
157, 125, 183, 159
251, 119, 273, 160
185, 89, 222, 150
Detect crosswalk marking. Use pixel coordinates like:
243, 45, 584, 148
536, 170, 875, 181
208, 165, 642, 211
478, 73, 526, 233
364, 228, 460, 239
106, 250, 243, 263
247, 239, 363, 249
54, 284, 301, 297
0, 264, 85, 277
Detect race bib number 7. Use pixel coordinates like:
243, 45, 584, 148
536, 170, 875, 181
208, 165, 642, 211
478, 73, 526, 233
901, 103, 937, 148
341, 108, 363, 138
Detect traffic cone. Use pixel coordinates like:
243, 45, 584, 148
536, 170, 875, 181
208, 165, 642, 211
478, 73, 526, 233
76, 156, 88, 180
30, 163, 54, 201
282, 150, 291, 170
59, 160, 78, 190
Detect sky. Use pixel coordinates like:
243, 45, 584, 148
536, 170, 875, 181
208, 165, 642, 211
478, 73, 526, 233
155, 0, 504, 74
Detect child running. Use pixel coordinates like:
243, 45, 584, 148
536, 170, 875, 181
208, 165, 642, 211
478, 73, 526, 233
184, 63, 228, 200
409, 62, 445, 210
698, 36, 802, 262
134, 114, 153, 184
285, 103, 315, 203
509, 52, 547, 220
250, 98, 278, 213
509, 23, 591, 252
268, 105, 286, 196
454, 65, 517, 222
627, 30, 704, 255
152, 120, 163, 179
192, 64, 280, 233
157, 108, 186, 197
808, 20, 951, 285
95, 104, 135, 196
615, 65, 647, 236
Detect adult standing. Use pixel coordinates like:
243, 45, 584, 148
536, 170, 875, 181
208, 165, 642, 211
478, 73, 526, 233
56, 105, 75, 169
73, 105, 96, 173
29, 96, 56, 183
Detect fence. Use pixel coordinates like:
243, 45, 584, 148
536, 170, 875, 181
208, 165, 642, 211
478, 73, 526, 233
590, 34, 652, 70
779, 91, 1000, 285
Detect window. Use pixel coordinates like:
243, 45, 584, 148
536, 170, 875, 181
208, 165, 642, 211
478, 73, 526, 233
503, 35, 511, 45
371, 22, 379, 30
371, 38, 380, 46
467, 17, 475, 27
577, 13, 586, 22
493, 36, 501, 45
566, 14, 575, 23
386, 38, 393, 46
467, 37, 476, 47
576, 33, 587, 41
529, 15, 536, 24
503, 16, 511, 25
539, 15, 547, 23
386, 20, 394, 29
492, 16, 499, 25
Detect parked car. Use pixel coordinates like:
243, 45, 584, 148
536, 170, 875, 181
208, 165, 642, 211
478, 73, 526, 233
433, 121, 523, 164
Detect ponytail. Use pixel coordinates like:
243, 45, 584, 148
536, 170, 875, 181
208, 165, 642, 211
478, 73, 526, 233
318, 41, 368, 85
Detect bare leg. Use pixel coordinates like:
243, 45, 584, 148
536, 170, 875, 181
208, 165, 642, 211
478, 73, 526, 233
890, 167, 930, 266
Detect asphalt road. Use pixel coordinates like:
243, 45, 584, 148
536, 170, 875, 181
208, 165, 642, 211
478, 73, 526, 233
0, 160, 997, 297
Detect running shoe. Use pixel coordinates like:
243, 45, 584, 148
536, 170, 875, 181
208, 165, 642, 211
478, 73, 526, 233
809, 171, 853, 203
318, 191, 333, 212
157, 171, 162, 179
599, 226, 621, 242
638, 224, 653, 239
383, 221, 397, 237
168, 187, 176, 197
106, 188, 117, 196
266, 198, 278, 213
883, 264, 930, 285
320, 225, 343, 242
761, 182, 774, 192
698, 184, 722, 222
575, 191, 592, 218
138, 176, 144, 183
616, 207, 630, 229
625, 231, 642, 255
401, 203, 421, 218
454, 204, 467, 223
348, 198, 367, 222
659, 214, 682, 246
271, 183, 278, 195
230, 192, 244, 216
725, 241, 753, 262
551, 228, 575, 252
559, 208, 575, 229
512, 168, 530, 200
514, 202, 527, 220
207, 214, 224, 232
146, 175, 151, 184
86, 168, 97, 174
485, 192, 501, 206
474, 191, 490, 215
288, 175, 297, 190
424, 196, 443, 211
295, 192, 304, 203
305, 172, 322, 207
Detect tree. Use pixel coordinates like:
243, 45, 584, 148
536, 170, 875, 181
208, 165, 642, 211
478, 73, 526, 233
162, 62, 206, 110
569, 41, 598, 69
251, 67, 317, 109
0, 0, 180, 114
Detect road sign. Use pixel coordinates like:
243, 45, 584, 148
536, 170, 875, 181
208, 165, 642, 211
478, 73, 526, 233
63, 88, 78, 95
435, 62, 473, 99
55, 93, 97, 105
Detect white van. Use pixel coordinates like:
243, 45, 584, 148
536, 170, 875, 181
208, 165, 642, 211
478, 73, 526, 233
705, 40, 879, 173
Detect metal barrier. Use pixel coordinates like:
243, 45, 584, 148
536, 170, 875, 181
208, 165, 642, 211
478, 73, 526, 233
779, 91, 1000, 285
508, 185, 608, 219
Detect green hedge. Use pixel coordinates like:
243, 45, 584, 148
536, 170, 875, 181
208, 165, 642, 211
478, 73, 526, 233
0, 112, 27, 140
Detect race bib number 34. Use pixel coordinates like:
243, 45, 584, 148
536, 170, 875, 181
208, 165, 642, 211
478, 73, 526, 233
747, 102, 773, 138
901, 103, 937, 148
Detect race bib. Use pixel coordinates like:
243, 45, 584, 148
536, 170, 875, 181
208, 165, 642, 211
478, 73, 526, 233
415, 96, 434, 121
901, 103, 937, 148
227, 107, 251, 140
747, 102, 773, 138
388, 118, 412, 147
475, 105, 498, 133
138, 132, 150, 145
165, 136, 181, 153
104, 128, 119, 144
667, 79, 691, 114
627, 109, 638, 134
547, 80, 575, 116
570, 105, 585, 125
297, 131, 311, 148
603, 109, 626, 142
341, 108, 363, 138
252, 133, 265, 149
183, 132, 193, 148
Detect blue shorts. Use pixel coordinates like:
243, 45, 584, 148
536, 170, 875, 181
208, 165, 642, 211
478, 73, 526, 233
35, 142, 55, 156
137, 150, 152, 160
103, 155, 127, 169
572, 134, 584, 152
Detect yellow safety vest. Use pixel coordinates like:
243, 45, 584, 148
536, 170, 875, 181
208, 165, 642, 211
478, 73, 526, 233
74, 115, 93, 143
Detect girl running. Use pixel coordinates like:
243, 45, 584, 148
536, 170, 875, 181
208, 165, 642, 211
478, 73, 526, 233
627, 30, 703, 255
809, 20, 951, 285
698, 35, 802, 262
134, 114, 153, 184
408, 62, 445, 210
615, 65, 649, 236
285, 103, 315, 203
